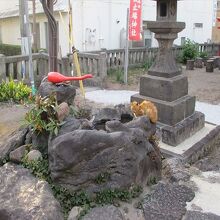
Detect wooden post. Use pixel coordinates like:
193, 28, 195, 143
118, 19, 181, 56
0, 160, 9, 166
62, 56, 71, 76
98, 52, 107, 78
40, 0, 58, 72
0, 54, 6, 82
186, 60, 194, 70
206, 60, 214, 72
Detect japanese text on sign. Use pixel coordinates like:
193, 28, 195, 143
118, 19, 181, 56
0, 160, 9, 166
129, 0, 142, 41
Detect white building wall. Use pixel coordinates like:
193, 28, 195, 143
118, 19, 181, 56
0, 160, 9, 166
176, 0, 215, 45
70, 0, 215, 51
0, 0, 216, 55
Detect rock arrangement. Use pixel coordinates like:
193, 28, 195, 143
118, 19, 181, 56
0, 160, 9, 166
49, 115, 161, 193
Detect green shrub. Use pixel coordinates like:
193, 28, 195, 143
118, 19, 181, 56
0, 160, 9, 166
199, 51, 208, 59
107, 68, 124, 83
0, 79, 31, 102
25, 95, 63, 135
180, 39, 199, 64
0, 43, 21, 56
142, 58, 154, 70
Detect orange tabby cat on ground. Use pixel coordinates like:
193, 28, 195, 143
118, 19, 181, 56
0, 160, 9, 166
130, 100, 158, 123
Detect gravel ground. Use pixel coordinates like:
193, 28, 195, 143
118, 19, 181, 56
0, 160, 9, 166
105, 66, 220, 105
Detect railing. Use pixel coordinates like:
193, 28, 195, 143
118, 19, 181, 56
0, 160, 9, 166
0, 43, 219, 86
0, 52, 62, 86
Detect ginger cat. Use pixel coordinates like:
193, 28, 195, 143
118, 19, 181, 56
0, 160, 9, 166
130, 100, 158, 124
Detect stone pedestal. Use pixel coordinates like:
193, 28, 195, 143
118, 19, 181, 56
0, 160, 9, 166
186, 60, 194, 70
194, 58, 203, 68
132, 10, 205, 146
206, 60, 214, 72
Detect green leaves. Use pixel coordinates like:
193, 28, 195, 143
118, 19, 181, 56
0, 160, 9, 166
181, 39, 199, 64
25, 95, 62, 135
0, 79, 31, 102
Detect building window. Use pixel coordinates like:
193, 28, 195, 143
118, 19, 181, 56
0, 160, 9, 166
194, 23, 203, 28
181, 37, 186, 45
160, 2, 167, 17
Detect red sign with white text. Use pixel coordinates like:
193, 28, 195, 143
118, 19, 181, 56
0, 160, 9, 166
129, 0, 142, 41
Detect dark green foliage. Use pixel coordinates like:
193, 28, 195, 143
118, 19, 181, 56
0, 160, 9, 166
0, 155, 10, 166
142, 58, 154, 70
199, 51, 208, 59
180, 39, 199, 64
25, 95, 63, 135
0, 43, 21, 56
0, 79, 31, 102
95, 185, 143, 205
107, 68, 124, 83
69, 105, 91, 120
94, 172, 111, 184
147, 176, 158, 186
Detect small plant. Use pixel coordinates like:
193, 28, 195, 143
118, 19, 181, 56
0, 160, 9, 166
69, 105, 91, 119
142, 58, 154, 70
95, 185, 143, 205
0, 79, 32, 103
25, 95, 63, 135
107, 67, 124, 83
147, 176, 157, 186
199, 51, 208, 59
94, 172, 111, 184
180, 39, 199, 64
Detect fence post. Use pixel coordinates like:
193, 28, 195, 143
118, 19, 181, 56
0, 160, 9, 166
98, 52, 107, 78
0, 54, 6, 82
38, 52, 48, 77
62, 56, 71, 76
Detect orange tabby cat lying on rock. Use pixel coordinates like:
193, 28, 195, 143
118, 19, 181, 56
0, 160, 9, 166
130, 100, 158, 124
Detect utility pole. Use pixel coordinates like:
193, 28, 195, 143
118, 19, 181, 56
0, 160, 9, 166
19, 0, 36, 95
32, 0, 37, 53
124, 8, 129, 84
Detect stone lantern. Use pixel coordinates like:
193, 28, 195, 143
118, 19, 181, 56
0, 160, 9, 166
132, 0, 205, 146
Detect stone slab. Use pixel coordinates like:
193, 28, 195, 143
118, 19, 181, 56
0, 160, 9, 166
160, 124, 220, 164
161, 111, 205, 146
131, 94, 195, 126
142, 182, 194, 220
140, 74, 188, 102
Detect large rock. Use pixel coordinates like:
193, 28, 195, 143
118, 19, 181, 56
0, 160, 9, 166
0, 126, 29, 162
0, 163, 63, 220
82, 205, 124, 220
49, 116, 161, 193
142, 182, 195, 220
38, 81, 76, 105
